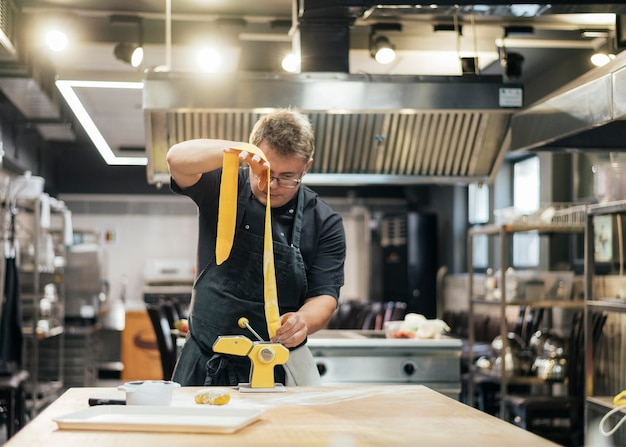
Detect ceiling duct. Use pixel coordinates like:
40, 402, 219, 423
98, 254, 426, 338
144, 71, 520, 186
0, 0, 75, 142
300, 18, 352, 72
510, 50, 626, 153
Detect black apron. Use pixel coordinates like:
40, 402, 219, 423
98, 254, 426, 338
0, 255, 23, 373
172, 183, 307, 386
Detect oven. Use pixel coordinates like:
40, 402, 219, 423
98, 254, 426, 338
308, 330, 462, 399
142, 259, 194, 314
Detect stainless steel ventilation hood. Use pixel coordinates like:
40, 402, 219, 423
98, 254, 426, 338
144, 72, 521, 186
510, 50, 626, 153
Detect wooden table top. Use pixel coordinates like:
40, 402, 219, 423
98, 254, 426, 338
5, 385, 559, 446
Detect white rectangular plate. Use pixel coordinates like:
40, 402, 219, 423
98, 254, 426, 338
53, 405, 264, 434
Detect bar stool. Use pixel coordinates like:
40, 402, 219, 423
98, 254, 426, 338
0, 370, 29, 439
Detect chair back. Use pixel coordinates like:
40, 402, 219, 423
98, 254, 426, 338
146, 303, 177, 380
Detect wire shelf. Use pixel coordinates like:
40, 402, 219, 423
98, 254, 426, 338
493, 203, 588, 227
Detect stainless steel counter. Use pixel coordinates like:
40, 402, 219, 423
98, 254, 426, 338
308, 330, 462, 399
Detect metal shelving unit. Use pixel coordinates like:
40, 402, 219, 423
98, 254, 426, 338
584, 199, 626, 444
15, 197, 68, 416
467, 216, 585, 419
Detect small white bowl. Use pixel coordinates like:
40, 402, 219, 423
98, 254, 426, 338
118, 380, 181, 406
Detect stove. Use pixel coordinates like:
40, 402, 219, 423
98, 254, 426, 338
142, 259, 194, 311
308, 330, 462, 399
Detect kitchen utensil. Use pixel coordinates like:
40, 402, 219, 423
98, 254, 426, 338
213, 317, 289, 392
490, 332, 529, 376
534, 356, 567, 381
117, 380, 180, 406
593, 162, 626, 203
10, 172, 44, 200
88, 398, 126, 406
529, 328, 552, 355
238, 317, 264, 342
540, 333, 566, 358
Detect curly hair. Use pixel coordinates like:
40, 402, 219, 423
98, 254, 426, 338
249, 109, 315, 161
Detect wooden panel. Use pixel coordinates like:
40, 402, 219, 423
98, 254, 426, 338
121, 310, 162, 381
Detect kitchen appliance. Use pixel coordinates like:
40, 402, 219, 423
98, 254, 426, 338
142, 258, 194, 311
143, 259, 195, 286
65, 243, 105, 324
144, 72, 517, 186
213, 333, 289, 391
380, 212, 438, 318
308, 330, 461, 399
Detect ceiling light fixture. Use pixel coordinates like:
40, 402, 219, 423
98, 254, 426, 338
371, 36, 396, 64
499, 27, 527, 79
591, 52, 615, 67
510, 4, 544, 17
114, 42, 144, 68
581, 30, 609, 39
369, 24, 402, 65
590, 29, 617, 67
45, 29, 68, 52
56, 79, 146, 166
111, 15, 144, 68
196, 47, 222, 72
281, 53, 300, 73
503, 52, 525, 78
459, 14, 479, 76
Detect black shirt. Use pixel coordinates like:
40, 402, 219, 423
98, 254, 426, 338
171, 168, 346, 300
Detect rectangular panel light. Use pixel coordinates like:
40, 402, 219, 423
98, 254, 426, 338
56, 79, 146, 166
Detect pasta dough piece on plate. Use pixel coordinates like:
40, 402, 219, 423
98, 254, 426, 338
194, 388, 231, 405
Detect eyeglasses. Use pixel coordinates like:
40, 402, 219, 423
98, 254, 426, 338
255, 171, 304, 189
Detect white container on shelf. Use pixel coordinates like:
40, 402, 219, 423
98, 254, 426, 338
11, 172, 44, 199
593, 162, 626, 203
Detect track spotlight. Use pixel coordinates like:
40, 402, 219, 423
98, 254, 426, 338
503, 52, 524, 79
111, 15, 144, 68
370, 35, 396, 64
591, 52, 614, 67
460, 57, 478, 75
369, 23, 401, 65
45, 29, 68, 52
196, 47, 222, 72
114, 42, 144, 67
281, 53, 300, 73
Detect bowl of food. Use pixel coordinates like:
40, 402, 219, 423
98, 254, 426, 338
384, 320, 413, 338
384, 313, 450, 339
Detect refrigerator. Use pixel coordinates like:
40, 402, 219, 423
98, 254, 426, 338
380, 212, 438, 319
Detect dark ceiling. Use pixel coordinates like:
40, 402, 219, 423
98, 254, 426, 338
1, 1, 625, 196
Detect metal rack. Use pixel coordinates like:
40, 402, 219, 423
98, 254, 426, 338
584, 199, 626, 444
467, 215, 585, 419
15, 197, 68, 416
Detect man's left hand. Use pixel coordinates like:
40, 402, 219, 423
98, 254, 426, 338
272, 312, 307, 348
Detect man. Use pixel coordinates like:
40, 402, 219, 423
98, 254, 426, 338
166, 109, 346, 386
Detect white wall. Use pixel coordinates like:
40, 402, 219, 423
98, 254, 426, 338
70, 213, 198, 310
62, 195, 198, 310
62, 194, 380, 311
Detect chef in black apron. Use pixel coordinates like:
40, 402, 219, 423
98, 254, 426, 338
167, 109, 346, 386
